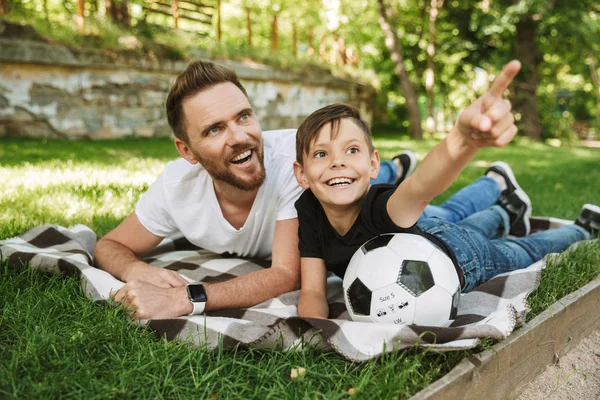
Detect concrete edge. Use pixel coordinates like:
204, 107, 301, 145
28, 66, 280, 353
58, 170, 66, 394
410, 274, 600, 400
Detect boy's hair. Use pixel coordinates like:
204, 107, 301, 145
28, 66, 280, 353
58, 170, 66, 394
166, 60, 248, 143
296, 103, 374, 164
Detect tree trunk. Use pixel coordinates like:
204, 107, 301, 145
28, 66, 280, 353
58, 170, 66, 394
172, 0, 179, 29
330, 35, 338, 65
588, 56, 600, 130
271, 13, 278, 51
120, 1, 129, 26
514, 16, 542, 140
105, 0, 129, 26
319, 35, 327, 61
105, 0, 112, 20
377, 0, 423, 140
216, 0, 221, 41
425, 0, 443, 135
246, 7, 252, 48
307, 31, 314, 57
292, 23, 297, 56
77, 0, 85, 31
0, 0, 8, 15
338, 37, 346, 65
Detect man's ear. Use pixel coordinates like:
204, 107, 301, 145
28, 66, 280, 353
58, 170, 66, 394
370, 149, 381, 180
174, 137, 199, 165
293, 161, 310, 190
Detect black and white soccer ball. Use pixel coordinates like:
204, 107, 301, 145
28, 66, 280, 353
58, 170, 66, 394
343, 233, 461, 326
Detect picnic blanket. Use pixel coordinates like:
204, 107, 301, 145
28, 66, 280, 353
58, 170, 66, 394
0, 217, 581, 361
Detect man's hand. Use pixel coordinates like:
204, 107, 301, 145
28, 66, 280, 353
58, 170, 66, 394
111, 281, 192, 320
457, 60, 521, 148
122, 262, 190, 288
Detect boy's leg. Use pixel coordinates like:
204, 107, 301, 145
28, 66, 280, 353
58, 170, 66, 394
486, 161, 532, 236
419, 211, 590, 292
419, 176, 501, 223
455, 205, 509, 239
371, 150, 417, 185
371, 161, 397, 185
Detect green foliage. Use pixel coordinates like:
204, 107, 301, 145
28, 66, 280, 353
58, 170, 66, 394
1, 0, 599, 140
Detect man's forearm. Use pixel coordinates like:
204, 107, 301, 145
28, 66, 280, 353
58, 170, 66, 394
94, 238, 148, 281
203, 266, 300, 311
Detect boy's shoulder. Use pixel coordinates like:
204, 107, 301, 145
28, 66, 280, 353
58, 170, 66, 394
296, 189, 321, 210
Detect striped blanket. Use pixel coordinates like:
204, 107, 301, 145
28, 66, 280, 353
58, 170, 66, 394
0, 217, 576, 361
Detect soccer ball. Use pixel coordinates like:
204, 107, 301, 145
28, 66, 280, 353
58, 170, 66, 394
343, 233, 461, 326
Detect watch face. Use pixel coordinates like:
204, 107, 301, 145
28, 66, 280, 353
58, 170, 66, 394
187, 284, 208, 302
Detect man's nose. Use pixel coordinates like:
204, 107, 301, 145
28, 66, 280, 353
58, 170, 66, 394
226, 123, 248, 145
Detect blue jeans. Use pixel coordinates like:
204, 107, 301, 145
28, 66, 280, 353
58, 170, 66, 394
374, 171, 501, 223
420, 176, 500, 223
418, 206, 590, 292
371, 161, 398, 185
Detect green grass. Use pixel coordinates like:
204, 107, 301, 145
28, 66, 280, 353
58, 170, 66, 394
1, 136, 599, 399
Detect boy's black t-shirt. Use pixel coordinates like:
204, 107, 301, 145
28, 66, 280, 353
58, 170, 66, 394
295, 184, 458, 278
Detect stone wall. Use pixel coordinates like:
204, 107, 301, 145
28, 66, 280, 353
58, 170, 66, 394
0, 38, 375, 139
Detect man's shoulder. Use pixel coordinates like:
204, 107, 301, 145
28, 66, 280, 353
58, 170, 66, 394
263, 129, 297, 158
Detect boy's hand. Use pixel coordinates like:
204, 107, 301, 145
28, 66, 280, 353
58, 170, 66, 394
457, 60, 521, 148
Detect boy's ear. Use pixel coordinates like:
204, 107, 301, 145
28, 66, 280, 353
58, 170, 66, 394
293, 161, 310, 190
370, 149, 381, 180
174, 138, 199, 165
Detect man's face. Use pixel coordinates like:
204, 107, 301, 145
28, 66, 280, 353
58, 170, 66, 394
294, 118, 379, 210
175, 82, 265, 191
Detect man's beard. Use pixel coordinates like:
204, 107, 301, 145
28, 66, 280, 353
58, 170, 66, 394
194, 143, 266, 191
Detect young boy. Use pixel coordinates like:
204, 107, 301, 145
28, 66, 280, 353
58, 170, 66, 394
293, 61, 599, 319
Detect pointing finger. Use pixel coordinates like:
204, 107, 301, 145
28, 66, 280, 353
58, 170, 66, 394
487, 60, 521, 98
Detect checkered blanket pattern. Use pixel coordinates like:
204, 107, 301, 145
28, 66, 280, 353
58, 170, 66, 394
0, 217, 576, 361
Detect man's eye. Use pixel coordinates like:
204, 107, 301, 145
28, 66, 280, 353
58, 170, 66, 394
347, 147, 359, 154
314, 151, 326, 158
240, 113, 251, 121
208, 126, 221, 135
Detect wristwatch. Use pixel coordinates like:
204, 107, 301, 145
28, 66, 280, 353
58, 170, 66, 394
186, 283, 208, 315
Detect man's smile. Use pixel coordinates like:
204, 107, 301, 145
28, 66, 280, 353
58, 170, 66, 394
230, 149, 253, 164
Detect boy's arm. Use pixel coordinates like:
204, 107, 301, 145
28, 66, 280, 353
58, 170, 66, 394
297, 257, 329, 319
388, 60, 522, 228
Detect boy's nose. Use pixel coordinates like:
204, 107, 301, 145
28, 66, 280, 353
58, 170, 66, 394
330, 158, 346, 168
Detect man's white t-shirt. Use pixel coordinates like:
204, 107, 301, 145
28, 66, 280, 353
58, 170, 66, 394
135, 129, 302, 259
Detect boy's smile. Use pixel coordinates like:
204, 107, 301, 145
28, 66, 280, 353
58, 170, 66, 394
294, 118, 380, 215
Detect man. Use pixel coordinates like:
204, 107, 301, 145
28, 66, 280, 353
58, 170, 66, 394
95, 60, 304, 320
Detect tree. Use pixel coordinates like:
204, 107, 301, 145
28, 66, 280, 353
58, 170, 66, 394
425, 0, 445, 134
0, 0, 9, 15
377, 0, 423, 140
105, 0, 130, 26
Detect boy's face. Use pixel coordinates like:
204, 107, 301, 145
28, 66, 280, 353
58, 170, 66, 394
294, 118, 380, 209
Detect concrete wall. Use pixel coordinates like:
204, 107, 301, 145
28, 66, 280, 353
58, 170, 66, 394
0, 38, 375, 139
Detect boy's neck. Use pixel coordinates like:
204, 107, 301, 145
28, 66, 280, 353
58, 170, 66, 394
321, 200, 364, 237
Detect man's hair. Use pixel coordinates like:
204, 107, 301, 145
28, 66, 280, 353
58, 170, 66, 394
295, 103, 374, 165
166, 60, 248, 142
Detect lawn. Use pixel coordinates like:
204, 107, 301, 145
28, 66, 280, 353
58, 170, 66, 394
1, 136, 599, 399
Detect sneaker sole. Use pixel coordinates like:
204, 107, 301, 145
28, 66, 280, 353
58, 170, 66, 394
490, 161, 532, 236
402, 150, 417, 178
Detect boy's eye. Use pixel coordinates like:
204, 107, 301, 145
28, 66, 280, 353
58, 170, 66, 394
347, 147, 359, 154
314, 151, 326, 158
